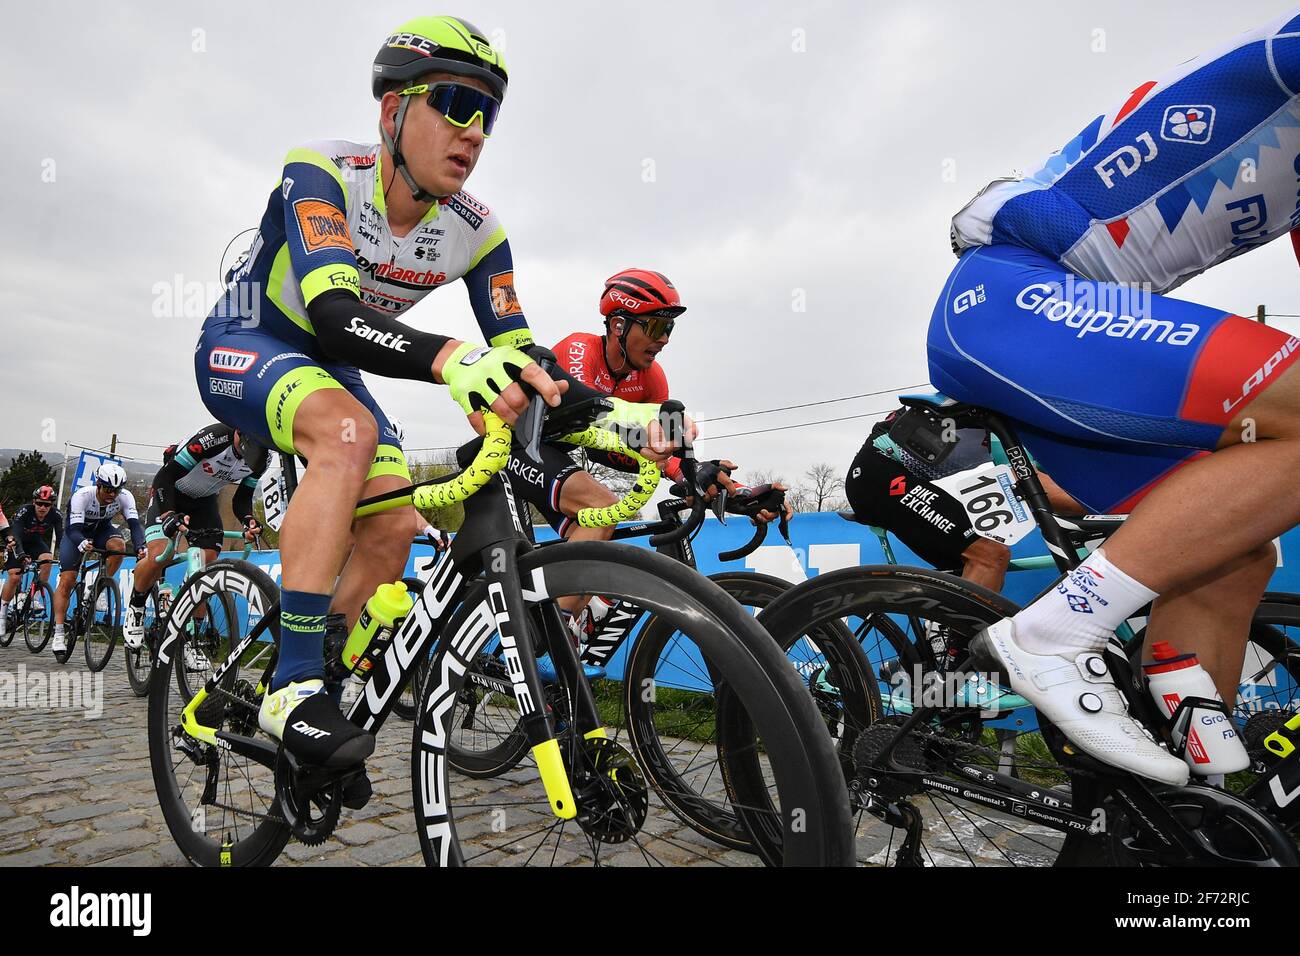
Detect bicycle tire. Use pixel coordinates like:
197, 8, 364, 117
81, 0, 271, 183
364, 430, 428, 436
83, 576, 121, 672
623, 570, 875, 855
173, 572, 241, 703
148, 559, 290, 866
125, 585, 160, 697
23, 582, 54, 653
412, 542, 855, 867
758, 564, 1093, 867
20, 580, 54, 655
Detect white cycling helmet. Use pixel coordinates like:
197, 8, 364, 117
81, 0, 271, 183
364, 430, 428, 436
94, 462, 126, 491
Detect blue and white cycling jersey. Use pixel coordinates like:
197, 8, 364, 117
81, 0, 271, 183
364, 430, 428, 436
951, 7, 1300, 294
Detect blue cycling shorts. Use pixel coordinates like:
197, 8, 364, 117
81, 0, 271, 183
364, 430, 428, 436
927, 245, 1300, 512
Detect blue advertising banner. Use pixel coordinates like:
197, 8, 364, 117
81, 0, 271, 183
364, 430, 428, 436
101, 513, 1300, 719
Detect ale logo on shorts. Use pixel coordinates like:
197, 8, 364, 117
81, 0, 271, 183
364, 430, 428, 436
1160, 105, 1214, 145
209, 348, 258, 374
953, 284, 986, 314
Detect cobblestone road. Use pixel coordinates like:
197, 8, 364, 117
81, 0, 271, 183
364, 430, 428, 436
0, 643, 760, 867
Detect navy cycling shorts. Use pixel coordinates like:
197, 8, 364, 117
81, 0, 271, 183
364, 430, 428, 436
194, 316, 409, 484
927, 245, 1300, 512
58, 524, 123, 574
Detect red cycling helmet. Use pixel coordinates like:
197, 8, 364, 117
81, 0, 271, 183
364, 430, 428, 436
32, 485, 55, 504
599, 268, 686, 321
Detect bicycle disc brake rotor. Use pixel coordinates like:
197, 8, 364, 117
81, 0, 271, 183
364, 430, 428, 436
1109, 785, 1299, 866
572, 737, 649, 843
274, 752, 342, 846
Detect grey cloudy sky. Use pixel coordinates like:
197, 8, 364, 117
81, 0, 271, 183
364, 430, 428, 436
4, 0, 1300, 486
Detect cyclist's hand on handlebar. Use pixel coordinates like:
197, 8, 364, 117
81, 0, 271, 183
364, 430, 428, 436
435, 339, 565, 434
79, 540, 95, 554
643, 413, 697, 463
729, 483, 792, 525
159, 511, 189, 538
136, 546, 148, 561
242, 516, 263, 541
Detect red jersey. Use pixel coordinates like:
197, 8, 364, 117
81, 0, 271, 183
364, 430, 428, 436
553, 331, 682, 480
554, 332, 670, 403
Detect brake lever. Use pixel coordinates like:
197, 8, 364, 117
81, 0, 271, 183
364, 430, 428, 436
710, 487, 728, 524
516, 348, 557, 465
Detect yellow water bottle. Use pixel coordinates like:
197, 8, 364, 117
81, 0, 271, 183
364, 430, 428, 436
342, 582, 413, 674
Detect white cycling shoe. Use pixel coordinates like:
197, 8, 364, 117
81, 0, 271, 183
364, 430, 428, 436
50, 632, 67, 654
970, 619, 1188, 786
123, 606, 145, 650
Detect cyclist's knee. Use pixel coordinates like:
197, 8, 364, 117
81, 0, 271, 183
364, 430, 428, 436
962, 536, 1010, 575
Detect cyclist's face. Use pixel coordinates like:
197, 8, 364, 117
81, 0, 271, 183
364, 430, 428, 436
95, 485, 116, 504
388, 72, 490, 199
619, 318, 669, 371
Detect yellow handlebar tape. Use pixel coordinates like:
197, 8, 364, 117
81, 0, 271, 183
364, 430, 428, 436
557, 426, 662, 528
351, 413, 512, 520
349, 412, 659, 528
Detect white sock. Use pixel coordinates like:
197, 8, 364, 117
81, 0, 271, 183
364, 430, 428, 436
53, 625, 64, 637
1012, 549, 1158, 655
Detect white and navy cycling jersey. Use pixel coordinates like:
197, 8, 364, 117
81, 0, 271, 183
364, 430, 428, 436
951, 8, 1300, 293
67, 485, 138, 528
64, 484, 144, 553
215, 138, 528, 358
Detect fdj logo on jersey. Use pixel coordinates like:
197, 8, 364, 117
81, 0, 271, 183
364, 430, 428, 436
1094, 131, 1158, 188
1160, 105, 1215, 145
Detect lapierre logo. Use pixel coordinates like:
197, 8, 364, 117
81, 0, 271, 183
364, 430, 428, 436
1016, 283, 1199, 345
1161, 105, 1215, 145
50, 885, 151, 936
1093, 130, 1158, 189
1222, 336, 1300, 414
208, 348, 258, 374
347, 316, 410, 352
209, 378, 243, 399
952, 284, 986, 314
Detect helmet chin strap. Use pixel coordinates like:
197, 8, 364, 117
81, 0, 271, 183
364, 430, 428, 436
380, 95, 446, 204
606, 319, 635, 375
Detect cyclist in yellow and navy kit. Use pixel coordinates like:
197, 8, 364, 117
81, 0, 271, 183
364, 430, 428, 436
194, 17, 684, 772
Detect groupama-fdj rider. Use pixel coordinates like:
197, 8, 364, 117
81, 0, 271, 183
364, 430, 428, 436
930, 7, 1300, 784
